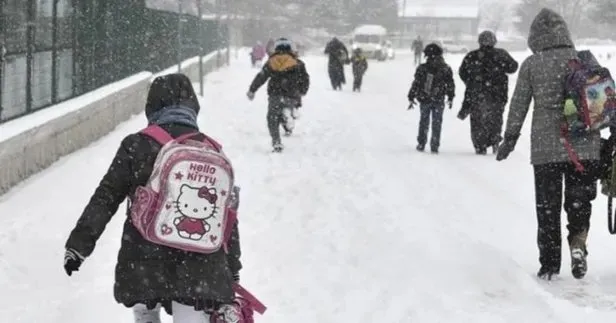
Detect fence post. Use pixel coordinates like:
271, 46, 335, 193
177, 0, 183, 73
25, 0, 35, 112
51, 0, 59, 103
197, 0, 204, 96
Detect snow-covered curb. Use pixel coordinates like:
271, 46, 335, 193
0, 49, 228, 195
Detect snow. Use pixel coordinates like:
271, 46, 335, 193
0, 72, 152, 143
400, 5, 479, 19
353, 24, 388, 35
3, 47, 616, 322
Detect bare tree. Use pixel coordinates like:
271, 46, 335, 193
515, 0, 591, 36
479, 1, 509, 33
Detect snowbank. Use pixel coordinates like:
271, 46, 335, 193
0, 50, 228, 196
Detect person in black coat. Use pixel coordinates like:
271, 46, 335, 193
407, 43, 455, 154
63, 73, 242, 320
247, 38, 310, 152
324, 37, 349, 90
459, 30, 518, 155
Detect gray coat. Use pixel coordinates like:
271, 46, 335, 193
504, 8, 600, 165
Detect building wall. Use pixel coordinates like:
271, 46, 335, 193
400, 17, 479, 40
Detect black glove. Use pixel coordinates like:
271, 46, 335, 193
496, 133, 520, 161
447, 99, 453, 110
408, 101, 416, 110
230, 186, 240, 210
64, 248, 85, 276
232, 272, 240, 282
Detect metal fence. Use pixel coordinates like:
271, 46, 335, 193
0, 0, 227, 123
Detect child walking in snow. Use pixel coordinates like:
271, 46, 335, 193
64, 73, 244, 323
407, 43, 455, 154
351, 48, 368, 92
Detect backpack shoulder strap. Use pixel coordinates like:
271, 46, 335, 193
141, 125, 202, 146
202, 134, 223, 152
140, 125, 174, 145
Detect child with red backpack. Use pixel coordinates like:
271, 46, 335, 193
63, 73, 265, 323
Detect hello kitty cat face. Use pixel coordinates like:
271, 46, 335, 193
174, 184, 218, 220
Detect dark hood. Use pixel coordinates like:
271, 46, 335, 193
527, 8, 574, 53
145, 73, 200, 119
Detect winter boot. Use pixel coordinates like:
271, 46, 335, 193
537, 266, 559, 281
570, 229, 589, 279
431, 147, 439, 154
570, 248, 587, 279
492, 142, 500, 155
416, 144, 425, 152
272, 142, 284, 153
475, 147, 487, 155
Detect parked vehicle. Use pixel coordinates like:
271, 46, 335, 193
438, 39, 469, 54
351, 24, 388, 61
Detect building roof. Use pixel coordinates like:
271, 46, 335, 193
399, 5, 479, 19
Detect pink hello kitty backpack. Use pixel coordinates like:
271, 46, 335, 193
130, 125, 237, 254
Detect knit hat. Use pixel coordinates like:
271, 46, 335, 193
423, 43, 443, 57
478, 30, 497, 47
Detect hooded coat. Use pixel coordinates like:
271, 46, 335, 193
459, 41, 518, 106
503, 8, 600, 165
65, 73, 242, 312
324, 38, 349, 87
407, 51, 455, 105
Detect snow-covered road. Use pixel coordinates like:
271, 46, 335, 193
2, 48, 616, 322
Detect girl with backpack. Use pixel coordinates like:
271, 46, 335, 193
63, 73, 247, 323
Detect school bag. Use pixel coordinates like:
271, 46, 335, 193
130, 125, 237, 254
209, 284, 268, 323
561, 50, 616, 172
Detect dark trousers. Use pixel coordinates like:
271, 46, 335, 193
267, 96, 296, 145
417, 102, 444, 149
533, 161, 598, 273
353, 73, 364, 91
470, 98, 505, 150
328, 61, 345, 89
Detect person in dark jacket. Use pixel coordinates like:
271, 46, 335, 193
324, 37, 349, 90
407, 43, 455, 154
459, 30, 519, 155
247, 38, 310, 152
63, 73, 242, 322
351, 48, 368, 92
496, 8, 600, 281
411, 35, 424, 66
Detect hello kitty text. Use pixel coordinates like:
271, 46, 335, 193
187, 163, 217, 185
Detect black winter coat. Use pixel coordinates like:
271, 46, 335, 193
408, 56, 455, 104
249, 52, 310, 99
459, 46, 518, 105
351, 54, 368, 77
65, 123, 242, 311
324, 39, 349, 64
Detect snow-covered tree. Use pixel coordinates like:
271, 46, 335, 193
590, 0, 616, 26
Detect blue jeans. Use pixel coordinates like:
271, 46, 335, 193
417, 102, 445, 149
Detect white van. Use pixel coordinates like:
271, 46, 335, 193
351, 24, 388, 60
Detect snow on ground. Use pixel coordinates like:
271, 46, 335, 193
2, 47, 616, 322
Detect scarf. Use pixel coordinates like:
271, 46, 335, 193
147, 105, 198, 129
